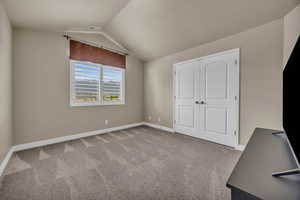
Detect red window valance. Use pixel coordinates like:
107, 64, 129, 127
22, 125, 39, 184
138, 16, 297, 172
69, 40, 126, 69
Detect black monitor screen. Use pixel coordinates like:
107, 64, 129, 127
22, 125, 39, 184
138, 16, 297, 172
283, 36, 300, 166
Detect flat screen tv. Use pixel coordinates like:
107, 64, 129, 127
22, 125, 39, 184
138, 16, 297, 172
277, 36, 300, 176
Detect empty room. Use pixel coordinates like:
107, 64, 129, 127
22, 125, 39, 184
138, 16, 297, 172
0, 0, 299, 199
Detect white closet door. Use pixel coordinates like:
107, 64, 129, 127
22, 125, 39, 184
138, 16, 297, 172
174, 61, 199, 135
198, 52, 238, 147
174, 49, 239, 147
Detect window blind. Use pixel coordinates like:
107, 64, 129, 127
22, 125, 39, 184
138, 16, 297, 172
102, 67, 122, 102
70, 60, 125, 106
73, 61, 100, 103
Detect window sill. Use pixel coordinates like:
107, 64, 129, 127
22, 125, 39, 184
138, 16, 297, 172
70, 102, 125, 107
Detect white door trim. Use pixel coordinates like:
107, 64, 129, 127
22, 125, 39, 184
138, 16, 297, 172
174, 48, 240, 66
173, 48, 240, 147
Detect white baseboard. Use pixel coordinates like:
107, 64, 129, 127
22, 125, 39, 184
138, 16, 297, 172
235, 144, 246, 151
1, 121, 239, 177
13, 122, 144, 152
0, 148, 14, 177
143, 122, 175, 133
0, 121, 173, 176
1, 122, 144, 176
144, 123, 246, 152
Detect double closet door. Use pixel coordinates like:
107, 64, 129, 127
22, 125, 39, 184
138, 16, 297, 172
174, 50, 239, 147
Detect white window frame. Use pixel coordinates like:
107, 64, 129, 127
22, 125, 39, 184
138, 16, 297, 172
70, 60, 125, 107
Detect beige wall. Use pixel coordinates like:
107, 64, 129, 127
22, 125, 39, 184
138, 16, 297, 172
283, 4, 300, 67
0, 4, 12, 162
144, 19, 284, 145
7, 5, 298, 147
13, 28, 144, 145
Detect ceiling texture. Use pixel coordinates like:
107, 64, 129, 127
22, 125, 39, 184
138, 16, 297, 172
0, 0, 130, 30
1, 0, 299, 61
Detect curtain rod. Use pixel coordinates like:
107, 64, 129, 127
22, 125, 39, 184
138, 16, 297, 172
62, 34, 128, 56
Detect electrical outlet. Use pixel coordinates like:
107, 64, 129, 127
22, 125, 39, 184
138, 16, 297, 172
158, 117, 161, 122
105, 120, 109, 125
148, 116, 152, 121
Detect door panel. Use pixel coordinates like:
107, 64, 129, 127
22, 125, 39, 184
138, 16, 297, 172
174, 61, 198, 135
178, 69, 194, 99
205, 107, 227, 134
205, 61, 228, 99
200, 52, 237, 147
178, 105, 194, 127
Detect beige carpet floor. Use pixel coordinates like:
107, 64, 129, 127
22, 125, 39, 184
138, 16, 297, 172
0, 126, 240, 200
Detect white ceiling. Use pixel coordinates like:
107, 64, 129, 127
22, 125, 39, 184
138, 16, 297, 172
0, 0, 129, 31
1, 0, 299, 61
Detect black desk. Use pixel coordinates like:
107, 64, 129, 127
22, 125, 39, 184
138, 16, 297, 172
227, 128, 300, 200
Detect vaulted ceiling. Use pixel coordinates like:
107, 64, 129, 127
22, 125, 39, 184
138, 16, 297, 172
0, 0, 130, 30
1, 0, 299, 61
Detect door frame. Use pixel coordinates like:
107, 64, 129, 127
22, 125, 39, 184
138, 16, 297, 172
172, 48, 240, 147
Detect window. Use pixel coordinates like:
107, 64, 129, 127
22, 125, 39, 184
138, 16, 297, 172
102, 67, 123, 102
70, 60, 125, 106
